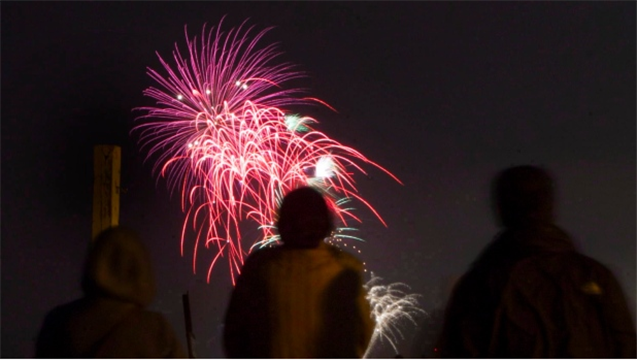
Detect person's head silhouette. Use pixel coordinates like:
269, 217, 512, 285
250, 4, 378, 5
81, 226, 156, 307
492, 165, 555, 228
277, 186, 334, 249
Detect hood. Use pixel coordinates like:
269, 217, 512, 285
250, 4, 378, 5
81, 226, 155, 307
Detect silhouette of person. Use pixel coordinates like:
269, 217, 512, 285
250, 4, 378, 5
223, 186, 374, 358
35, 226, 185, 358
437, 165, 636, 358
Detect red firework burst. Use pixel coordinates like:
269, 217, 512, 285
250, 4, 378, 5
134, 18, 400, 284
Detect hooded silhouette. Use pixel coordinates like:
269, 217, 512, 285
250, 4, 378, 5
437, 166, 636, 358
35, 226, 185, 358
223, 186, 374, 358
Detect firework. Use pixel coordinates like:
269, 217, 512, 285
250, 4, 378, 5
364, 274, 427, 358
134, 18, 401, 283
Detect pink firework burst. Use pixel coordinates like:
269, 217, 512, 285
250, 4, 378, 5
134, 18, 401, 284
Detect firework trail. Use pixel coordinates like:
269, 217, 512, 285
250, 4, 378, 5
364, 274, 427, 358
134, 18, 401, 283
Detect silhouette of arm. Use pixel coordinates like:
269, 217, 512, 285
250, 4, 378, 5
437, 274, 491, 358
223, 252, 270, 358
35, 307, 68, 358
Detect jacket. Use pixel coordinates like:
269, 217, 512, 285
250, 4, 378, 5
223, 242, 374, 358
35, 227, 185, 358
438, 224, 636, 358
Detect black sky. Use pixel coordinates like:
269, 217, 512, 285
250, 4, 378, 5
2, 2, 635, 358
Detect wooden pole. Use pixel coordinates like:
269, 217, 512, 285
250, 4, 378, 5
92, 145, 121, 241
182, 292, 196, 358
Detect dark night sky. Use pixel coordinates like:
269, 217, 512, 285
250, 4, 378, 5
2, 2, 635, 358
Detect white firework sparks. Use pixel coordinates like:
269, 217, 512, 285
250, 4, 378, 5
364, 273, 427, 358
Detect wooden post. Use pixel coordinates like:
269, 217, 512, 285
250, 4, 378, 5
92, 145, 121, 241
182, 292, 196, 358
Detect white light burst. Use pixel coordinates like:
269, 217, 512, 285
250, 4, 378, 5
364, 273, 427, 358
314, 155, 336, 178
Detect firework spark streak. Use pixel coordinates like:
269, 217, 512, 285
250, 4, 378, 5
134, 19, 401, 283
364, 274, 427, 357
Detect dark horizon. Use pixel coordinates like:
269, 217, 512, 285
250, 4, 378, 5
2, 2, 635, 357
